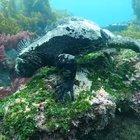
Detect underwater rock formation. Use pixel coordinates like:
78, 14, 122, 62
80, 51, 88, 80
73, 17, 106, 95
0, 67, 116, 140
130, 92, 140, 117
0, 47, 139, 139
32, 88, 116, 140
15, 17, 140, 101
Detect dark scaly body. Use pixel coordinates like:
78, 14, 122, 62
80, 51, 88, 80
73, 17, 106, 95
15, 18, 140, 101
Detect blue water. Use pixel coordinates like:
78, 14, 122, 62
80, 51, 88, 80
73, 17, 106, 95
51, 0, 133, 26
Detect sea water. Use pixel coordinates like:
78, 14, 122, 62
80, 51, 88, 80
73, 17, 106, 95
51, 0, 133, 26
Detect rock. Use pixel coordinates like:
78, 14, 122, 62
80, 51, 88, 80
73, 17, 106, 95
30, 74, 116, 140
74, 70, 92, 95
1, 17, 140, 140
81, 88, 116, 131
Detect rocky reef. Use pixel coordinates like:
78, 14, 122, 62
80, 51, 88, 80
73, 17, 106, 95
0, 18, 140, 140
0, 48, 139, 139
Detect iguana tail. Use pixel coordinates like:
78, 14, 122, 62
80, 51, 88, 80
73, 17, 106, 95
108, 36, 140, 53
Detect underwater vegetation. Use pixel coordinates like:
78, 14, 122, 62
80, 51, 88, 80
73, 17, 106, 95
0, 0, 140, 140
0, 13, 21, 35
0, 0, 69, 97
0, 31, 32, 90
0, 47, 139, 140
119, 24, 140, 39
0, 17, 140, 140
0, 0, 66, 35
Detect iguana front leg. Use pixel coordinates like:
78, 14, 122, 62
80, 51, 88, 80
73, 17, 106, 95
55, 54, 77, 102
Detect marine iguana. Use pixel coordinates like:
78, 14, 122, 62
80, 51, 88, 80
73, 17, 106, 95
15, 17, 140, 101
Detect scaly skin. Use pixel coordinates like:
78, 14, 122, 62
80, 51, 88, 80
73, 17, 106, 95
15, 17, 140, 101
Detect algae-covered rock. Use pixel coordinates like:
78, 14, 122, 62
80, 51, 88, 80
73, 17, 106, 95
0, 67, 116, 140
1, 47, 140, 139
0, 18, 140, 140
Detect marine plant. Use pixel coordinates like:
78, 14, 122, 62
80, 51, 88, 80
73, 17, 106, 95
0, 47, 139, 139
0, 68, 92, 139
0, 31, 32, 50
0, 31, 31, 63
0, 0, 63, 35
0, 13, 21, 35
119, 24, 140, 39
78, 49, 140, 100
0, 31, 32, 96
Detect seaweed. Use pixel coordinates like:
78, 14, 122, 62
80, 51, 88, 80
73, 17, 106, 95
0, 0, 65, 35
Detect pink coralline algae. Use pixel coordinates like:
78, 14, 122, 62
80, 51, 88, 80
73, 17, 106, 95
0, 31, 32, 50
0, 31, 32, 98
0, 78, 31, 99
0, 31, 32, 62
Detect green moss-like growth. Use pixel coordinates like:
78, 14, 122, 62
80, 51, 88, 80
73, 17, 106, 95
0, 29, 140, 139
0, 0, 67, 35
0, 48, 139, 139
119, 25, 140, 39
0, 13, 21, 34
78, 49, 140, 100
0, 67, 92, 140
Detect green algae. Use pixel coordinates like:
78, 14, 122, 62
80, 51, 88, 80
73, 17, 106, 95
119, 25, 140, 39
0, 67, 92, 140
0, 48, 139, 139
78, 49, 140, 100
1, 25, 140, 139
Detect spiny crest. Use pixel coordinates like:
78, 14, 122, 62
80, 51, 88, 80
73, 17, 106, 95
17, 39, 31, 55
